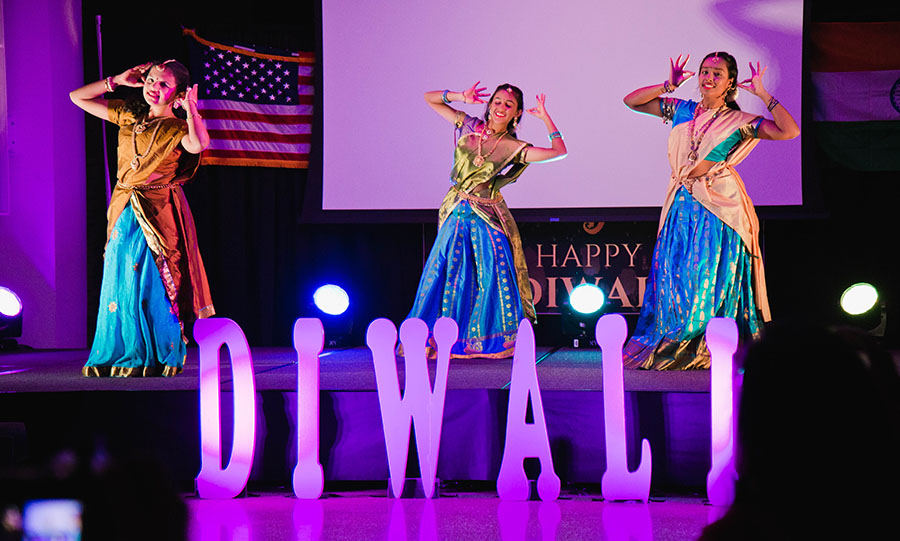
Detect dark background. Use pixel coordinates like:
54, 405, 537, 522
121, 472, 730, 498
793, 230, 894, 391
78, 1, 900, 348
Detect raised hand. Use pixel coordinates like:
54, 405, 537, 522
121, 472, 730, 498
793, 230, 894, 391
669, 54, 694, 88
525, 93, 550, 121
462, 81, 489, 104
116, 62, 153, 88
174, 84, 199, 112
737, 61, 768, 97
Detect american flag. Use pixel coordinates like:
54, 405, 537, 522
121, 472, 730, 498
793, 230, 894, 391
185, 29, 314, 168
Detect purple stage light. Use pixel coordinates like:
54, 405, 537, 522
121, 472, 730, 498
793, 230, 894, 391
0, 286, 22, 317
0, 286, 23, 341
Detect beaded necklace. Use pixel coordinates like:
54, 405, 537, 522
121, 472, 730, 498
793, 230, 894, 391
687, 103, 728, 164
473, 124, 507, 167
130, 116, 164, 171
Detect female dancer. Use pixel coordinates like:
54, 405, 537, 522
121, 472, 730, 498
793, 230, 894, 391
622, 52, 799, 370
71, 60, 214, 376
406, 83, 567, 358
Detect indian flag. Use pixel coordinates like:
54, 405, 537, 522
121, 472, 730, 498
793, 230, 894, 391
810, 22, 900, 171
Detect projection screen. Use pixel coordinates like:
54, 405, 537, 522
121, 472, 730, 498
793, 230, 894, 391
322, 0, 803, 212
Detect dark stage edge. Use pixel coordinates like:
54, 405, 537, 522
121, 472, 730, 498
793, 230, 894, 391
0, 347, 712, 393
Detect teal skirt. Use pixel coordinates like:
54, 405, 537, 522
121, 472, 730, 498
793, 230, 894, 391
406, 200, 522, 358
623, 187, 762, 370
83, 204, 186, 376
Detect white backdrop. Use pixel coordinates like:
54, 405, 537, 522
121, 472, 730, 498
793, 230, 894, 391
322, 0, 803, 211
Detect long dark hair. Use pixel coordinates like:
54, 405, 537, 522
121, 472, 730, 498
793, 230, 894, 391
124, 59, 192, 118
701, 51, 740, 111
483, 83, 524, 138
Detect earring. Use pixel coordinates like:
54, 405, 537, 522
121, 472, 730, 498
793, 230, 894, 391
512, 117, 519, 129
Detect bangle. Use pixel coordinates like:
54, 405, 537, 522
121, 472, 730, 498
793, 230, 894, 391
186, 112, 202, 120
766, 96, 780, 112
441, 90, 452, 105
663, 80, 675, 94
548, 131, 562, 141
104, 76, 117, 93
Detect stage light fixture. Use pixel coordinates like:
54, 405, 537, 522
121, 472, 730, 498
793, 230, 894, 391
840, 283, 878, 316
0, 286, 24, 345
561, 283, 606, 348
313, 285, 350, 316
569, 283, 606, 315
312, 284, 353, 347
839, 282, 886, 337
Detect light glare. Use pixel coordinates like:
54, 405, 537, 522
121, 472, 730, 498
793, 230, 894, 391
840, 283, 878, 316
313, 285, 350, 316
570, 284, 605, 315
0, 287, 23, 317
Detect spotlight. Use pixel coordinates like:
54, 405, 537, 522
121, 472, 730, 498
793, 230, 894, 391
561, 283, 606, 348
313, 285, 350, 316
0, 286, 23, 347
570, 283, 606, 315
840, 283, 878, 316
839, 282, 886, 337
312, 285, 353, 347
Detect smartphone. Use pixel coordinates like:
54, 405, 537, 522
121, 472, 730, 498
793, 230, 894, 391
21, 499, 82, 541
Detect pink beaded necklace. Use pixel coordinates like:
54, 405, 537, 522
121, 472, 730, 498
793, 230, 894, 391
687, 103, 728, 164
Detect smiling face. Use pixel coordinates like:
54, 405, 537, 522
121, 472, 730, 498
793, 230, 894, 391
142, 65, 179, 108
698, 54, 736, 103
487, 88, 521, 131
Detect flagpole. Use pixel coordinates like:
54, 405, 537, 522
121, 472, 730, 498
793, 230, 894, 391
96, 15, 111, 207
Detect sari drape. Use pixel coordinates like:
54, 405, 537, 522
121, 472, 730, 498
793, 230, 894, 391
624, 100, 767, 370
405, 113, 533, 358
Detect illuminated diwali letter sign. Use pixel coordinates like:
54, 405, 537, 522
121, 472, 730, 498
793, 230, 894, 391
367, 317, 456, 498
195, 318, 257, 499
705, 317, 738, 507
292, 318, 324, 499
596, 313, 651, 501
497, 319, 561, 501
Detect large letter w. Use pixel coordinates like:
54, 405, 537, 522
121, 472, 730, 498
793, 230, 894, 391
367, 317, 457, 498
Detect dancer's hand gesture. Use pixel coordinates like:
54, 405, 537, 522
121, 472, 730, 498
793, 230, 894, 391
116, 62, 153, 88
737, 61, 768, 97
462, 81, 489, 104
174, 84, 200, 112
669, 54, 694, 88
526, 93, 550, 122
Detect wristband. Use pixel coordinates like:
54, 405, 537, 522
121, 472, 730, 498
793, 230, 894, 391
548, 131, 562, 141
105, 76, 117, 93
441, 90, 451, 105
663, 80, 675, 94
766, 96, 780, 112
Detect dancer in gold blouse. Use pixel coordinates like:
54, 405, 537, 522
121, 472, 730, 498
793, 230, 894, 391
406, 82, 567, 358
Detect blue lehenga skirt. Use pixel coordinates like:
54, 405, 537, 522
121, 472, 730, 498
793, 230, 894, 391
83, 204, 186, 377
406, 200, 523, 358
623, 186, 762, 370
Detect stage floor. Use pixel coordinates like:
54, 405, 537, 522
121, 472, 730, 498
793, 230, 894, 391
183, 488, 716, 540
0, 346, 713, 393
0, 346, 836, 539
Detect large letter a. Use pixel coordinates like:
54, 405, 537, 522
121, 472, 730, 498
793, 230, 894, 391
497, 320, 561, 501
